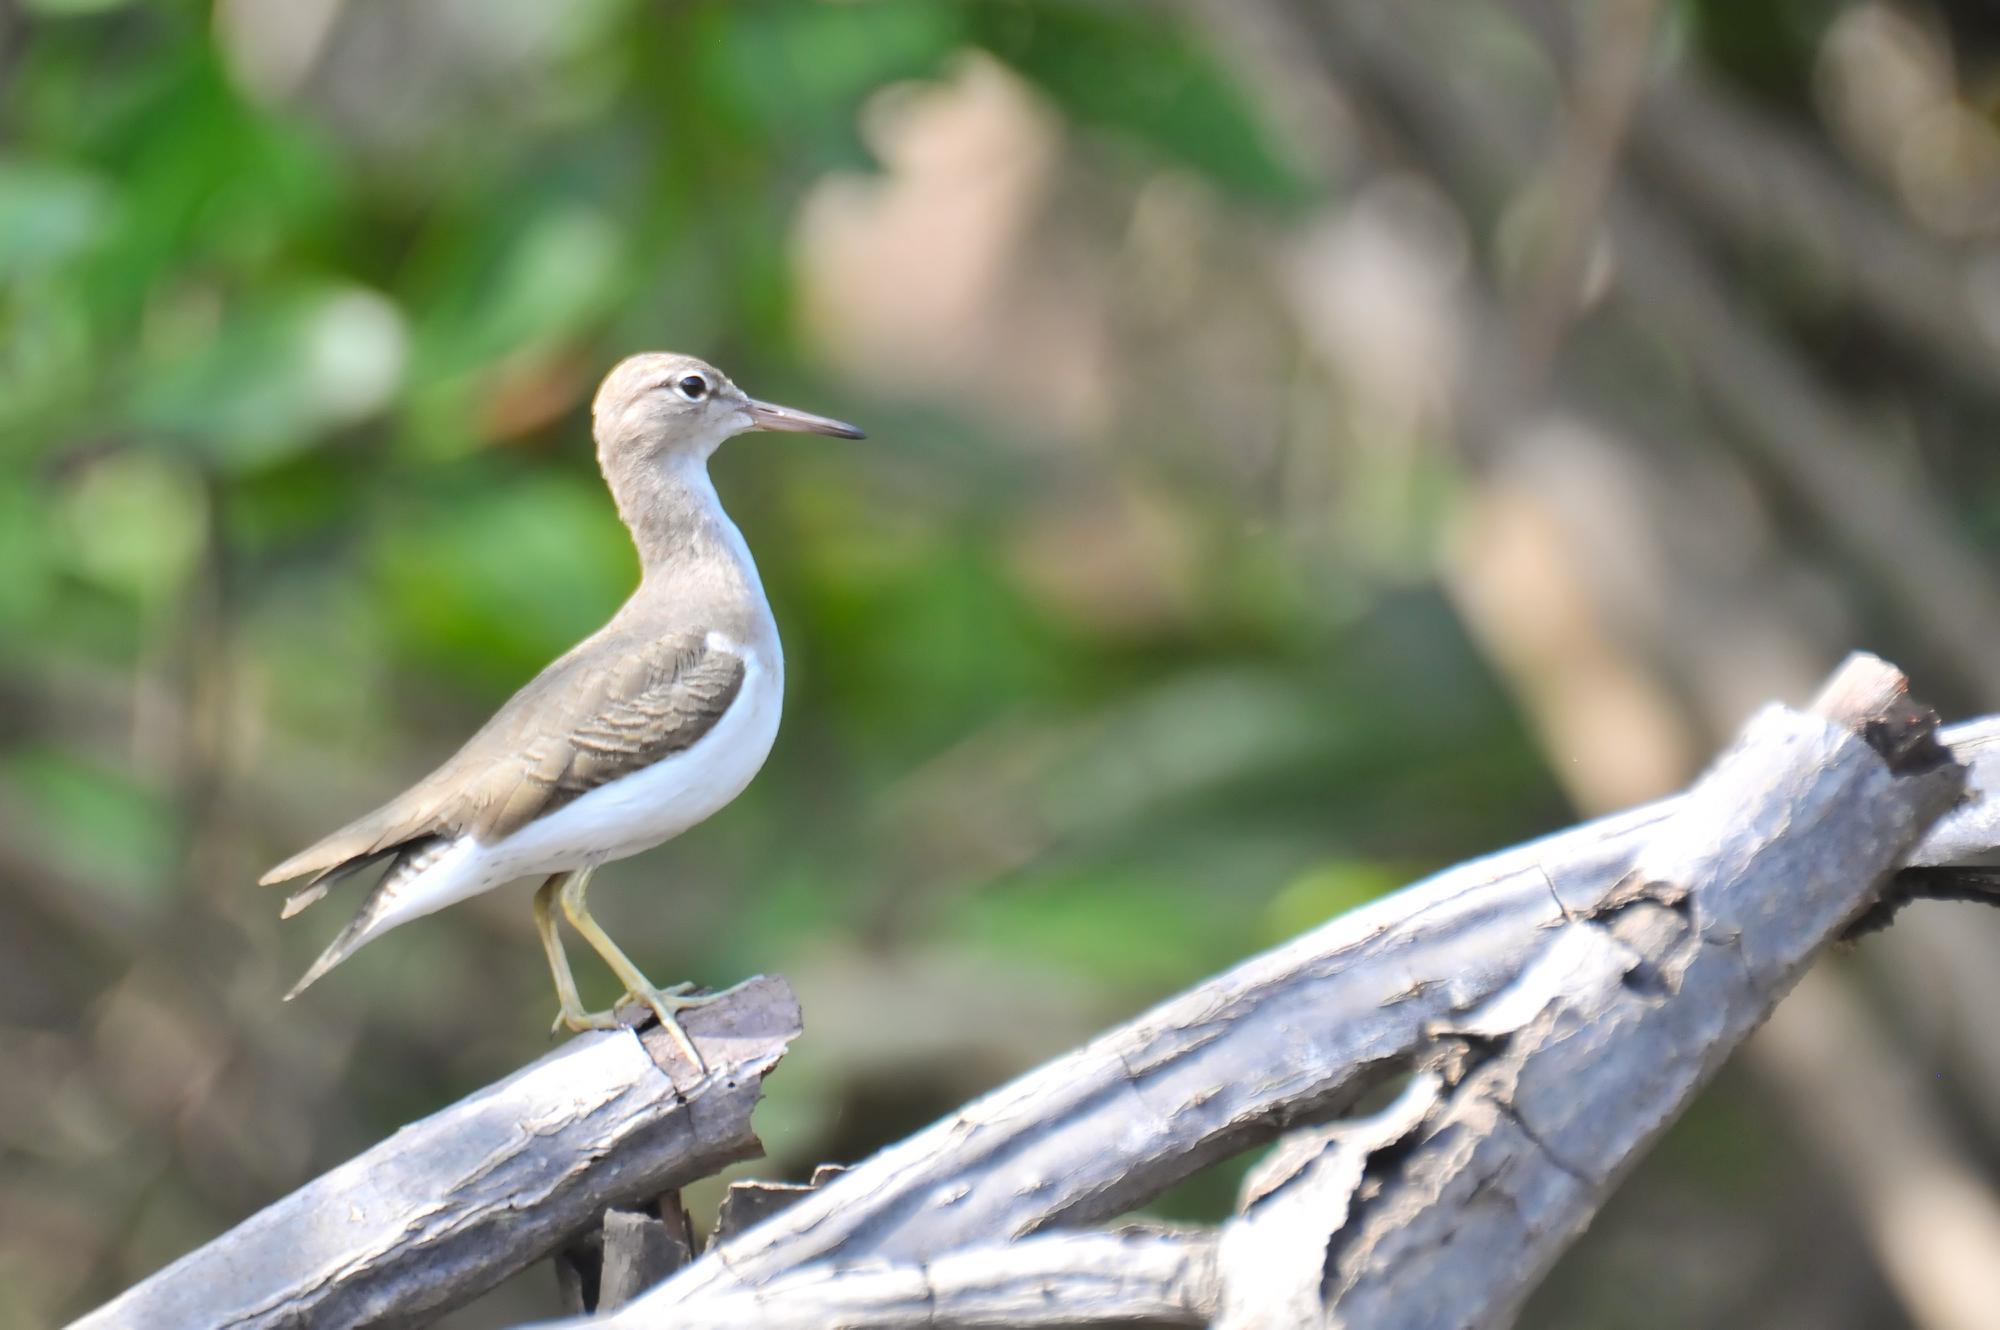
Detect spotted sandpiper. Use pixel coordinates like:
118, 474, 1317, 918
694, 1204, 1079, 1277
262, 353, 862, 1067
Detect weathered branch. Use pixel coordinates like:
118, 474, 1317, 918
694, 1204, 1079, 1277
561, 644, 1961, 1330
1214, 1074, 1441, 1329
72, 976, 801, 1330
80, 658, 2000, 1329
568, 657, 1985, 1325
557, 1195, 701, 1317
615, 1229, 1219, 1329
1212, 654, 1962, 1326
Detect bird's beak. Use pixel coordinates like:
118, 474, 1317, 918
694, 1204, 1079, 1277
746, 398, 866, 439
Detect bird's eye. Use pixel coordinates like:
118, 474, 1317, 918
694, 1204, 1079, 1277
676, 375, 708, 401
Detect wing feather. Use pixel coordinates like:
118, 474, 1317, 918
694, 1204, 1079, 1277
260, 633, 747, 885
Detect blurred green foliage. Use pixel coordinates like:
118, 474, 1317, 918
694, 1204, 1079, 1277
0, 1, 1662, 1325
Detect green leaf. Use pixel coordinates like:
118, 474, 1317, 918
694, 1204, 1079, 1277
373, 470, 634, 691
0, 747, 178, 904
53, 449, 209, 603
0, 486, 57, 630
0, 158, 117, 277
705, 2, 966, 171
1262, 859, 1409, 940
126, 283, 408, 469
968, 0, 1310, 204
952, 868, 1259, 987
412, 203, 624, 379
21, 0, 137, 16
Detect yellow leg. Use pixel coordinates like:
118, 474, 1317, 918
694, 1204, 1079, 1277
557, 866, 708, 1071
535, 873, 613, 1036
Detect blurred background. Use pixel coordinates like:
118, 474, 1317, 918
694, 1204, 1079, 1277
9, 0, 2000, 1325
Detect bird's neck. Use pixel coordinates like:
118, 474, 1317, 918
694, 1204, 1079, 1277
611, 455, 756, 588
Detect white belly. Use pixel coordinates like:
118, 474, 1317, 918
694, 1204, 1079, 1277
501, 648, 783, 872
364, 648, 782, 934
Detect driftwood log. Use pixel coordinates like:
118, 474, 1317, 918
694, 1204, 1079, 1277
71, 655, 2000, 1328
1211, 662, 1959, 1326
553, 654, 1976, 1327
72, 977, 800, 1330
555, 1194, 704, 1317
615, 1228, 1220, 1329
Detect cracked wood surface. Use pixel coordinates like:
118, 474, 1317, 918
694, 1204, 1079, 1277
1215, 1075, 1443, 1329
77, 652, 1993, 1330
72, 977, 800, 1330
593, 658, 1986, 1325
613, 1229, 1218, 1329
1218, 657, 1963, 1326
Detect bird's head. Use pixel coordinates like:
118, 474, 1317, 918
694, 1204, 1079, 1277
591, 352, 864, 465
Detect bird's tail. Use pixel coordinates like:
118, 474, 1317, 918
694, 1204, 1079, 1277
285, 903, 388, 1001
277, 848, 394, 920
283, 837, 448, 1001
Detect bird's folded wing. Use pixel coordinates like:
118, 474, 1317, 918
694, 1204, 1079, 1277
469, 634, 747, 840
259, 633, 747, 883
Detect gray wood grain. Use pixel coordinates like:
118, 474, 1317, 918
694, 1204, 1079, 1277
600, 1203, 697, 1313
591, 661, 1989, 1325
623, 1229, 1218, 1329
70, 976, 800, 1330
79, 655, 2000, 1330
1215, 659, 1963, 1327
712, 1166, 849, 1245
1216, 1075, 1442, 1330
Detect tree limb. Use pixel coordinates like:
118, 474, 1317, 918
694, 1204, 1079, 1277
1215, 654, 1963, 1326
80, 658, 2000, 1329
614, 1229, 1218, 1329
569, 656, 1981, 1326
71, 976, 801, 1330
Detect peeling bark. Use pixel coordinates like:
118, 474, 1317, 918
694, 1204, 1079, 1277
612, 1229, 1219, 1330
72, 977, 801, 1330
1216, 656, 1963, 1328
79, 654, 2000, 1330
600, 663, 1978, 1325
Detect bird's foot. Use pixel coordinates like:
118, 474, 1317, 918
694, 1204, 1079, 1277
619, 975, 758, 1011
612, 981, 712, 1071
548, 981, 708, 1038
548, 1004, 628, 1038
548, 980, 748, 1069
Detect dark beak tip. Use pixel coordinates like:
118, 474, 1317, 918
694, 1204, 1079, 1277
747, 399, 868, 440
809, 415, 866, 440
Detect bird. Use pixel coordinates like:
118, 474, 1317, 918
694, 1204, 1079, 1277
261, 353, 863, 1068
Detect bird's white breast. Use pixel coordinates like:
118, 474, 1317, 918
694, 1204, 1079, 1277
332, 463, 788, 951
358, 463, 786, 939
367, 644, 785, 936
495, 643, 783, 875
